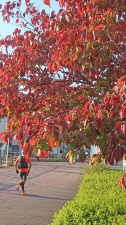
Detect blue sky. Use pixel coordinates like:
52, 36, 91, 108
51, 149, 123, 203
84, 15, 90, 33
0, 0, 61, 38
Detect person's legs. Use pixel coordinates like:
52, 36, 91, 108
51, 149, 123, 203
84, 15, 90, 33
16, 172, 23, 191
17, 172, 27, 194
20, 172, 27, 194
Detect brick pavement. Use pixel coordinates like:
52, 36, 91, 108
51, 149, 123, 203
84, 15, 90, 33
0, 161, 88, 225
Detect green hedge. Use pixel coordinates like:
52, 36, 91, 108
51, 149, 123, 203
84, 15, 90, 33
31, 158, 81, 162
50, 170, 126, 225
31, 158, 66, 162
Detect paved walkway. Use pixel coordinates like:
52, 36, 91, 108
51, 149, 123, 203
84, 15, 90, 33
0, 161, 88, 225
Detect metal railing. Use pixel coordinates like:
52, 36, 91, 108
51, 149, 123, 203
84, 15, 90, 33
0, 154, 18, 167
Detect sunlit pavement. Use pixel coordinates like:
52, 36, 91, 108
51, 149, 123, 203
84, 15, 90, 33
0, 161, 89, 225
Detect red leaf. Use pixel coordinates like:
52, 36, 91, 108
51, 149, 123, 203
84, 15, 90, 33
32, 43, 37, 50
117, 174, 126, 190
0, 132, 5, 140
0, 4, 2, 9
53, 130, 59, 140
57, 63, 61, 71
36, 156, 39, 161
77, 1, 82, 16
59, 121, 67, 133
79, 150, 86, 163
17, 132, 23, 140
108, 152, 114, 165
26, 152, 32, 159
40, 150, 44, 158
20, 70, 25, 77
16, 18, 19, 23
114, 145, 123, 163
25, 152, 29, 159
28, 129, 32, 136
105, 9, 109, 16
24, 88, 29, 92
59, 0, 65, 7
31, 136, 37, 144
113, 97, 120, 103
44, 150, 49, 158
23, 143, 30, 155
96, 117, 102, 128
51, 63, 54, 71
57, 9, 63, 20
117, 76, 126, 85
44, 0, 50, 6
7, 18, 10, 23
25, 0, 30, 5
47, 135, 56, 149
94, 24, 104, 31
116, 122, 122, 135
83, 101, 90, 112
87, 4, 93, 13
122, 107, 126, 118
20, 56, 25, 64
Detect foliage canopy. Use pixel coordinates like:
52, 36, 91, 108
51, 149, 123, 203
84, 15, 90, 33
0, 0, 125, 164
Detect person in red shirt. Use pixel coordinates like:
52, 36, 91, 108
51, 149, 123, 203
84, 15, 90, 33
15, 150, 32, 195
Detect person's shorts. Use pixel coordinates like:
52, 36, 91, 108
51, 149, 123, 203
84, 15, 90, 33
20, 172, 27, 181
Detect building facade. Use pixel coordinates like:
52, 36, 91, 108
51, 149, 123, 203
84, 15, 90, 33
0, 118, 21, 157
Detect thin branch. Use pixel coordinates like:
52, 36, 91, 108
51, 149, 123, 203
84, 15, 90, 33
77, 71, 92, 85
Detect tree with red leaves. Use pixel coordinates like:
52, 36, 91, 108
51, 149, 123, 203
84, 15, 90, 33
0, 0, 125, 174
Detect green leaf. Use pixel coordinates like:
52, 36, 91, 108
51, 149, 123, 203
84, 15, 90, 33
45, 107, 50, 111
108, 45, 114, 50
105, 56, 110, 62
70, 140, 76, 149
93, 41, 99, 48
84, 136, 90, 146
98, 137, 105, 146
68, 154, 73, 165
79, 52, 83, 58
73, 55, 77, 61
66, 48, 70, 53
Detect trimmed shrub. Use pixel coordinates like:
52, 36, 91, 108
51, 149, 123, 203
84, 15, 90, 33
50, 170, 126, 225
86, 162, 110, 174
79, 162, 109, 178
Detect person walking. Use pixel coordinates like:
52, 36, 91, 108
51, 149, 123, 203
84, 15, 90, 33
14, 150, 32, 195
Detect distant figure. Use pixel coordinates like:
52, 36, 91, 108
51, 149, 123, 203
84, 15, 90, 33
14, 150, 32, 195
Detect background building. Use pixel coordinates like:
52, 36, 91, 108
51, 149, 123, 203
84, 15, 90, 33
90, 145, 100, 155
0, 118, 22, 157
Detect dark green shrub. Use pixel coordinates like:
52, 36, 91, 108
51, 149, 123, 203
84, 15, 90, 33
50, 170, 126, 225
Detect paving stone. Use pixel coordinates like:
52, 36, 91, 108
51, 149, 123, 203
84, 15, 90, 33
0, 161, 88, 225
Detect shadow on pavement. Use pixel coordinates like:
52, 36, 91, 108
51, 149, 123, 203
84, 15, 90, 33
25, 194, 70, 201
